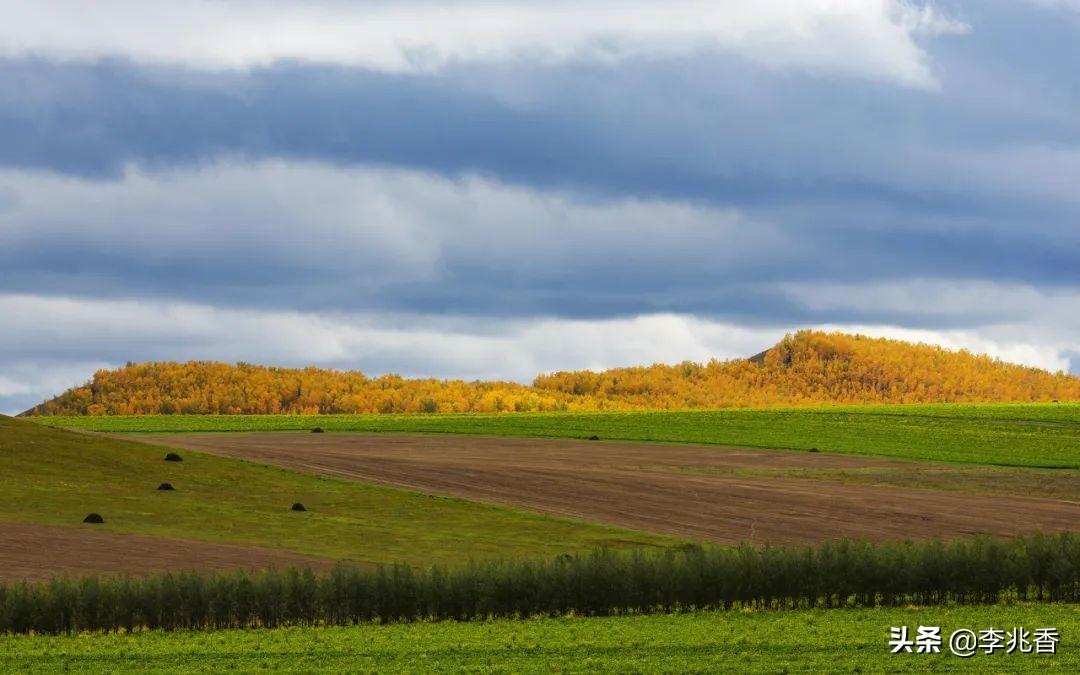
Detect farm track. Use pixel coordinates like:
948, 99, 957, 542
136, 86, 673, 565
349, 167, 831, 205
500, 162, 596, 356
140, 433, 1080, 546
0, 521, 336, 582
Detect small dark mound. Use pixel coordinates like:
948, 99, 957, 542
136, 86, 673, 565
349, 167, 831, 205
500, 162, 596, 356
83, 513, 104, 524
291, 502, 307, 512
808, 447, 820, 453
311, 427, 325, 433
588, 434, 600, 441
164, 452, 183, 462
157, 482, 175, 491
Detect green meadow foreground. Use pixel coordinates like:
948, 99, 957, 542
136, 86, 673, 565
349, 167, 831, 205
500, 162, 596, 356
3, 605, 1077, 673
0, 416, 669, 567
37, 402, 1080, 468
4, 404, 1080, 672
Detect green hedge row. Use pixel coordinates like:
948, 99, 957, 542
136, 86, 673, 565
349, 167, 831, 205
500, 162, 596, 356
2, 533, 1078, 634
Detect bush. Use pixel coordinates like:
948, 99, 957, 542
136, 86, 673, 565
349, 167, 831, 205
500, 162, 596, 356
1, 533, 1077, 634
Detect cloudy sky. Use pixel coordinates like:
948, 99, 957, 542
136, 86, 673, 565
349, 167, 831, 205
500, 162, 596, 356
2, 0, 1079, 414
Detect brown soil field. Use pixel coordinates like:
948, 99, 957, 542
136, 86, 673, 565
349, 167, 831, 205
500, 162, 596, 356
0, 521, 335, 582
141, 433, 1080, 546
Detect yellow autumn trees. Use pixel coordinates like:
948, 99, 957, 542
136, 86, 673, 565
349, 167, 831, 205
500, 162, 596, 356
23, 331, 1080, 416
534, 331, 1080, 408
26, 362, 566, 416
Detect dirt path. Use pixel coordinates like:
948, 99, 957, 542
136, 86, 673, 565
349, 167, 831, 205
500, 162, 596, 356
0, 521, 335, 582
140, 433, 1080, 546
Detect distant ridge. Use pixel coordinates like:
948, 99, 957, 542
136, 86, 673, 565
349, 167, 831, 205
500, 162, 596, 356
22, 330, 1080, 416
747, 349, 770, 365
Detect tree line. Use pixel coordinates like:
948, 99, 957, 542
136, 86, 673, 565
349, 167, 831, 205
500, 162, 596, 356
2, 533, 1077, 634
23, 331, 1080, 416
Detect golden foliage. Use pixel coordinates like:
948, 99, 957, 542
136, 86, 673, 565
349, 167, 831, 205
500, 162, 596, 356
24, 331, 1080, 416
534, 330, 1080, 408
26, 362, 566, 416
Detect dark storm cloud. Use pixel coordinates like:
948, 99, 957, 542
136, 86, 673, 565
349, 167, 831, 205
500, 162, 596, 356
0, 58, 597, 185
0, 0, 1078, 330
2, 48, 1077, 212
0, 2, 1076, 202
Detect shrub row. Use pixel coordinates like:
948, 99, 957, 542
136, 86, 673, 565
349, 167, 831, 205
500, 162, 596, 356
2, 533, 1078, 634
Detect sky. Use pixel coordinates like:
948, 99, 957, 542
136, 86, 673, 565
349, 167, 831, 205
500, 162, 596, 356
2, 0, 1079, 414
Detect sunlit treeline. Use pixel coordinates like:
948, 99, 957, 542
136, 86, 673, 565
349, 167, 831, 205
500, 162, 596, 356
535, 331, 1080, 408
25, 365, 567, 416
22, 331, 1080, 416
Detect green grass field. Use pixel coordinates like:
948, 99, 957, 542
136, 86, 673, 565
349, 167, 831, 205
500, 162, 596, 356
2, 605, 1076, 673
33, 402, 1080, 468
678, 463, 1080, 502
7, 407, 1080, 672
0, 416, 670, 564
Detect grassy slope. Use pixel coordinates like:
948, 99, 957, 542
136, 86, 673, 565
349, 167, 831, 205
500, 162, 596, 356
34, 402, 1080, 468
3, 605, 1077, 673
0, 416, 670, 565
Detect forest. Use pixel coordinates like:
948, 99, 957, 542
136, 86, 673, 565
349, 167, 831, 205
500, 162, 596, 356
22, 331, 1080, 416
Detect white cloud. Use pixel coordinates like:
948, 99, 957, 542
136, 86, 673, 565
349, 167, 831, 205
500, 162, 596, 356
0, 293, 785, 412
0, 359, 114, 415
783, 280, 1080, 373
0, 161, 445, 290
0, 1, 965, 88
0, 160, 787, 302
0, 361, 111, 397
2, 289, 1076, 415
0, 294, 781, 383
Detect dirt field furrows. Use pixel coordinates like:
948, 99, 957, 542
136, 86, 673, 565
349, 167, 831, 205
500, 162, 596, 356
0, 521, 335, 582
140, 433, 1080, 546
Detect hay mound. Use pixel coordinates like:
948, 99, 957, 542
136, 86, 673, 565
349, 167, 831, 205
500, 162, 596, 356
311, 427, 325, 433
83, 513, 104, 524
157, 482, 175, 491
164, 452, 183, 462
291, 502, 307, 512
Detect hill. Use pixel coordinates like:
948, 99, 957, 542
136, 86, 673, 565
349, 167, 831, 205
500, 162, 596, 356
21, 330, 1080, 416
535, 330, 1080, 408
